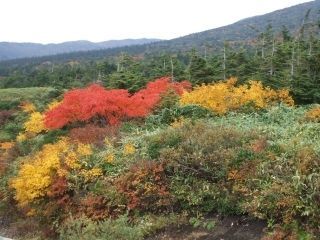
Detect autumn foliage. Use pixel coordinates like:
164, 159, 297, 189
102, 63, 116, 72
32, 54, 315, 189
10, 138, 94, 206
180, 78, 294, 114
45, 77, 191, 129
68, 124, 118, 146
305, 105, 320, 122
116, 161, 172, 212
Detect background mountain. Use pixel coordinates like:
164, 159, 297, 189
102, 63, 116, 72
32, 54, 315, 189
0, 39, 161, 61
162, 0, 320, 50
1, 0, 319, 64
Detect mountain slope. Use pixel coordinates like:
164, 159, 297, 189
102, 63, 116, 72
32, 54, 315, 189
0, 0, 319, 64
0, 39, 161, 61
158, 0, 320, 51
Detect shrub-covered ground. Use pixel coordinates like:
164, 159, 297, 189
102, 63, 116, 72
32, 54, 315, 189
0, 77, 319, 240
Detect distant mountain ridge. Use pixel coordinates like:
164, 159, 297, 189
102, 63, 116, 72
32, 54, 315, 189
0, 39, 161, 61
155, 0, 320, 51
0, 0, 319, 63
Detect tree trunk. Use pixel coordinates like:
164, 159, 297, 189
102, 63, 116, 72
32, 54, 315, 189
291, 44, 295, 80
170, 57, 174, 82
223, 45, 226, 80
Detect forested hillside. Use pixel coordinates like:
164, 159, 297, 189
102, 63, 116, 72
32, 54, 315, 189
0, 1, 320, 105
1, 28, 320, 104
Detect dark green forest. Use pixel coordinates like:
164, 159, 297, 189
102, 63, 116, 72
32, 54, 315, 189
1, 0, 320, 104
1, 23, 320, 104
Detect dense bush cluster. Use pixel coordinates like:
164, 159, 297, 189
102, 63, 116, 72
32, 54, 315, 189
45, 77, 191, 129
180, 78, 294, 114
305, 105, 320, 122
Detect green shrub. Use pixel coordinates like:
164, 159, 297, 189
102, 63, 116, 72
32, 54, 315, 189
143, 121, 260, 215
0, 100, 20, 110
3, 121, 22, 137
146, 129, 182, 159
146, 104, 213, 126
59, 214, 144, 240
240, 146, 320, 235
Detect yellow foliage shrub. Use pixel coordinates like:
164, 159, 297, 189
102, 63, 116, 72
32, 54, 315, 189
77, 143, 93, 156
0, 142, 14, 150
305, 105, 320, 122
20, 102, 36, 113
47, 100, 62, 110
10, 138, 93, 206
24, 112, 47, 134
104, 138, 113, 147
180, 78, 294, 114
123, 143, 136, 155
16, 133, 27, 142
10, 139, 68, 206
20, 101, 61, 137
65, 151, 81, 169
105, 153, 115, 163
81, 168, 103, 182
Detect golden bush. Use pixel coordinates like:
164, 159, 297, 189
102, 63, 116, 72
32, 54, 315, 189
24, 112, 47, 134
180, 78, 294, 114
305, 105, 320, 122
10, 138, 93, 206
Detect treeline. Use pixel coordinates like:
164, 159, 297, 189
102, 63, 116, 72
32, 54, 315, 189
0, 25, 320, 104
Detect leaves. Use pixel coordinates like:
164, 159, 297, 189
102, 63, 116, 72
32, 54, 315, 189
45, 77, 191, 129
180, 78, 294, 114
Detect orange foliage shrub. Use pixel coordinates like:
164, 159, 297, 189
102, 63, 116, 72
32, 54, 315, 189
79, 195, 110, 220
305, 105, 320, 122
20, 102, 36, 113
116, 161, 172, 212
68, 124, 118, 146
45, 177, 73, 217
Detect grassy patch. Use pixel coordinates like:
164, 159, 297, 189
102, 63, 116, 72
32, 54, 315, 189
0, 87, 56, 102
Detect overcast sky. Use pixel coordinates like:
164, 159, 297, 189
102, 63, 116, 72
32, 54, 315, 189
0, 0, 312, 44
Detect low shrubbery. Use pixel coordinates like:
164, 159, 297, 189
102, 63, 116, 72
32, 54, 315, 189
0, 78, 319, 239
180, 78, 294, 114
44, 77, 191, 129
305, 105, 320, 122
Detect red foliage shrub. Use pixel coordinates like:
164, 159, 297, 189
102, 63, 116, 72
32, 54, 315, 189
68, 124, 118, 146
47, 177, 72, 210
45, 85, 130, 129
45, 77, 191, 129
79, 195, 110, 220
131, 77, 191, 114
116, 161, 172, 212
